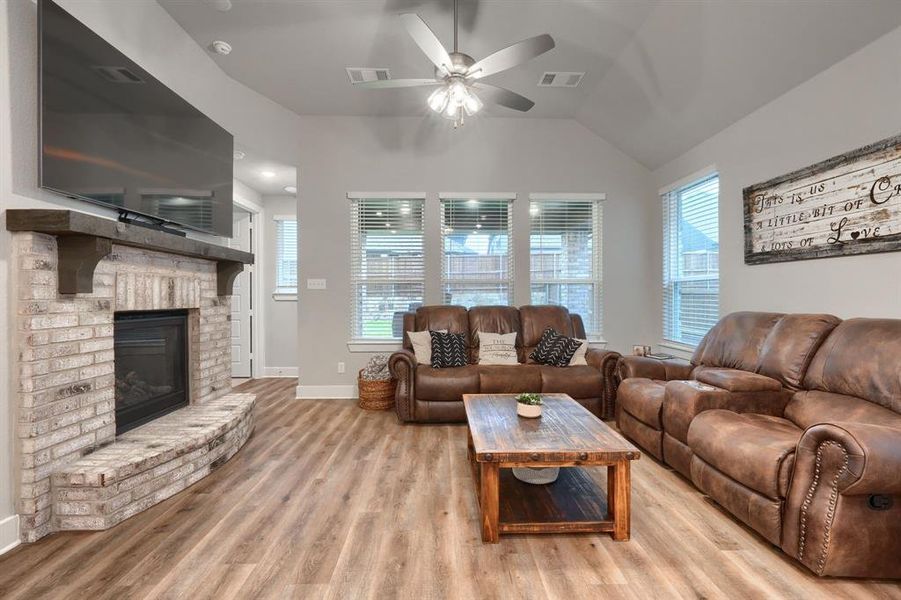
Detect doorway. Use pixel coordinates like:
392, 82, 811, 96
231, 207, 254, 378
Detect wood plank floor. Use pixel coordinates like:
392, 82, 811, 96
0, 378, 897, 599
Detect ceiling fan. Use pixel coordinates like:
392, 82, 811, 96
354, 0, 555, 127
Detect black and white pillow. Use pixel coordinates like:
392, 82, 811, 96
430, 331, 468, 368
529, 327, 582, 367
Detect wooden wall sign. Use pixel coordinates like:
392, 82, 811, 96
744, 133, 901, 265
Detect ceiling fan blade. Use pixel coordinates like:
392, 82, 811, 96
467, 34, 555, 80
472, 83, 535, 112
400, 13, 453, 74
353, 78, 442, 89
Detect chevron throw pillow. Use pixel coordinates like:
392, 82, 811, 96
430, 331, 468, 368
529, 327, 583, 367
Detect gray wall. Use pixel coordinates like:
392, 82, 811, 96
652, 24, 901, 359
262, 195, 299, 374
294, 116, 658, 393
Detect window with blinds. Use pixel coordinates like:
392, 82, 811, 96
440, 197, 514, 307
349, 197, 425, 339
529, 197, 603, 335
662, 173, 720, 346
275, 217, 298, 294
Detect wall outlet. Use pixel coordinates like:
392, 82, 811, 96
306, 278, 327, 290
337, 362, 346, 374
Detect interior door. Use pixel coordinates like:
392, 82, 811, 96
230, 209, 253, 378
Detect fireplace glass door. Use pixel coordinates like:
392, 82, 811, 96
114, 310, 189, 434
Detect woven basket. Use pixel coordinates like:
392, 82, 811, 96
358, 370, 396, 411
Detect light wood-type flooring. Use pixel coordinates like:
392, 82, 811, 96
0, 378, 897, 599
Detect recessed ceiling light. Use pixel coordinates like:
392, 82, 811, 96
233, 150, 245, 160
260, 170, 276, 178
284, 186, 297, 194
210, 40, 232, 56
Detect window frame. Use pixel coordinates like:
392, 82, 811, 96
273, 215, 298, 301
660, 169, 720, 350
348, 192, 426, 343
438, 193, 516, 308
528, 193, 605, 340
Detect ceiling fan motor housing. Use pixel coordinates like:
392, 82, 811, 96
437, 52, 476, 78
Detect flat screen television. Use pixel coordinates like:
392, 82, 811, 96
38, 0, 234, 237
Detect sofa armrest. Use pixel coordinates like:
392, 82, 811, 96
388, 350, 417, 422
617, 355, 693, 382
782, 422, 901, 577
585, 348, 621, 420
693, 367, 782, 392
664, 380, 793, 444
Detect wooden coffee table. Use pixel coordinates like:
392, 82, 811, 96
463, 393, 641, 543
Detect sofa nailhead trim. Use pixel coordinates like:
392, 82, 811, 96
796, 440, 848, 575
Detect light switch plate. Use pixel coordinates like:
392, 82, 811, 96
306, 278, 327, 290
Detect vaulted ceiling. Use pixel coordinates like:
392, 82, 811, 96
160, 0, 901, 168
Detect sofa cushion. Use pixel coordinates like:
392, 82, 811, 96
537, 365, 602, 400
803, 318, 901, 413
468, 306, 522, 363
618, 378, 666, 429
693, 367, 781, 392
415, 365, 479, 402
758, 314, 840, 389
785, 391, 901, 430
529, 328, 582, 367
692, 311, 783, 372
520, 305, 574, 357
430, 332, 468, 368
477, 365, 542, 394
688, 409, 801, 499
414, 305, 471, 362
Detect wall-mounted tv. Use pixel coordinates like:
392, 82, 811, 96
39, 0, 234, 237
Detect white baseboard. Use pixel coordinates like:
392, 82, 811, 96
0, 515, 20, 556
295, 384, 357, 399
261, 367, 299, 377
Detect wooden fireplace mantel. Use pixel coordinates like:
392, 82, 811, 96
6, 209, 254, 296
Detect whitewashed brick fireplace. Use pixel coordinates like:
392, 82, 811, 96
9, 210, 256, 543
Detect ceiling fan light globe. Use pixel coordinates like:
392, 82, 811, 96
463, 91, 483, 116
427, 86, 450, 113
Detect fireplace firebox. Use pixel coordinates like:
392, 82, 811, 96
114, 310, 189, 434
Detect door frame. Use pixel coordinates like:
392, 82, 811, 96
233, 195, 264, 378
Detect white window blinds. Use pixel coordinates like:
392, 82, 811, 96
662, 173, 720, 346
440, 197, 514, 307
529, 198, 603, 335
349, 197, 425, 339
275, 217, 298, 293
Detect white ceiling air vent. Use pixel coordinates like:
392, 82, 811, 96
346, 67, 391, 84
538, 72, 584, 88
91, 66, 145, 84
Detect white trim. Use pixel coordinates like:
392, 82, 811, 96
347, 340, 403, 353
272, 291, 297, 302
234, 193, 264, 215
529, 193, 606, 201
296, 384, 357, 399
438, 192, 516, 200
262, 366, 299, 377
0, 515, 20, 556
587, 338, 608, 348
658, 165, 718, 195
347, 191, 426, 199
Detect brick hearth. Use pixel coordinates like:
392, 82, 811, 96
12, 231, 254, 543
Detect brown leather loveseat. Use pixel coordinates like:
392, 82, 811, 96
389, 305, 620, 423
617, 312, 901, 578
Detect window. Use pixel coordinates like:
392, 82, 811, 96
662, 173, 719, 346
529, 195, 603, 336
440, 196, 514, 307
274, 217, 297, 297
349, 196, 425, 339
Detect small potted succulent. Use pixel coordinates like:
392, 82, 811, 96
515, 393, 543, 418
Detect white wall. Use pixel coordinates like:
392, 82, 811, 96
0, 0, 302, 549
294, 116, 657, 395
262, 195, 298, 375
652, 25, 901, 345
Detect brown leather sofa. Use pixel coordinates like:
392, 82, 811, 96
617, 312, 901, 578
389, 305, 620, 423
